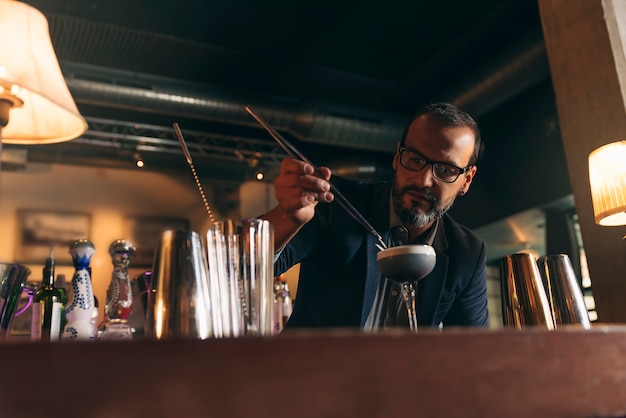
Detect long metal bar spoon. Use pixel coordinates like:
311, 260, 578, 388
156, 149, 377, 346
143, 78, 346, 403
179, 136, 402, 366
173, 123, 216, 223
244, 105, 387, 251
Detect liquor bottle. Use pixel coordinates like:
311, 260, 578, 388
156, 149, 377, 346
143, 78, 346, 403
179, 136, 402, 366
54, 274, 68, 305
31, 248, 64, 342
100, 239, 135, 340
272, 274, 293, 334
55, 274, 69, 332
62, 239, 97, 341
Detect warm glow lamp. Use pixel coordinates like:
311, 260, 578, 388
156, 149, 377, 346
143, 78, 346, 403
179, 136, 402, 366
0, 0, 86, 146
588, 140, 626, 230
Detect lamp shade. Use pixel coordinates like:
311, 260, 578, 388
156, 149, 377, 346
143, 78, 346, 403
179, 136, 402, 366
0, 0, 86, 144
588, 140, 626, 226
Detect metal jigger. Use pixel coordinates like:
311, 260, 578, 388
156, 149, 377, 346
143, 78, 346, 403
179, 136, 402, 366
100, 239, 136, 340
500, 253, 555, 329
537, 254, 591, 329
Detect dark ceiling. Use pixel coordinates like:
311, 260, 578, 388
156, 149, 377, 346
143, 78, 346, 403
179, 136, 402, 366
7, 0, 572, 230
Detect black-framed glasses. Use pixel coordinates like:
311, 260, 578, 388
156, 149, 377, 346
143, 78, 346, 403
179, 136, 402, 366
398, 147, 472, 183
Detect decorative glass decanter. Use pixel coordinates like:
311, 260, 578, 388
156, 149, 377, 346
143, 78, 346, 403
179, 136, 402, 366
62, 239, 97, 341
100, 239, 135, 340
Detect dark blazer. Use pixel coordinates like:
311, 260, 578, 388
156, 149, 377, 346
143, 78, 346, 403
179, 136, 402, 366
275, 176, 489, 329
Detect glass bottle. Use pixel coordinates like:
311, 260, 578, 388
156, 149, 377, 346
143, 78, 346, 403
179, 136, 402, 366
100, 239, 135, 340
55, 274, 69, 332
62, 239, 96, 341
54, 274, 68, 306
272, 274, 293, 334
31, 248, 64, 342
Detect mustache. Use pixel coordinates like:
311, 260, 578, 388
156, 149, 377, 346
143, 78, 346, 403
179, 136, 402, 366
393, 185, 438, 204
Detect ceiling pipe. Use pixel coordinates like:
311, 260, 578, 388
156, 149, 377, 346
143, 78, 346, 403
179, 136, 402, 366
15, 6, 551, 186
50, 0, 550, 160
381, 0, 541, 112
62, 62, 405, 154
441, 28, 550, 117
63, 31, 550, 158
58, 14, 550, 169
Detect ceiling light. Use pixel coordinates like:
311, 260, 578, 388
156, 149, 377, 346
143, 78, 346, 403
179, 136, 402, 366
134, 152, 144, 168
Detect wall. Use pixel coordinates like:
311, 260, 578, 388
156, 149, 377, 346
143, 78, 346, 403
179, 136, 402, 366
0, 162, 212, 323
539, 0, 626, 322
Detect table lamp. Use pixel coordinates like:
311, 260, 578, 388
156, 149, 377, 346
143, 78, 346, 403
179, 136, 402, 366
588, 140, 626, 238
0, 0, 86, 156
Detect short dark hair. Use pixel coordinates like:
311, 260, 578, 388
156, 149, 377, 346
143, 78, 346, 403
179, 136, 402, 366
399, 102, 482, 166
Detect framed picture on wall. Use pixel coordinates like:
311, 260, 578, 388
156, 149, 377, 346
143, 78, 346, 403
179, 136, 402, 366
15, 209, 92, 265
124, 216, 190, 267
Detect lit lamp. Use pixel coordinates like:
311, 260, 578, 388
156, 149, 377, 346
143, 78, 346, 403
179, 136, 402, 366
0, 0, 86, 154
588, 140, 626, 237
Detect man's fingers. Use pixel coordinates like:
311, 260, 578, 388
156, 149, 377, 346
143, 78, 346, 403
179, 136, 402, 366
316, 166, 332, 180
319, 191, 334, 203
276, 188, 329, 206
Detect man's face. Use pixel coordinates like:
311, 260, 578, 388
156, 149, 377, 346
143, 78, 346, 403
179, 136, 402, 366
392, 114, 477, 229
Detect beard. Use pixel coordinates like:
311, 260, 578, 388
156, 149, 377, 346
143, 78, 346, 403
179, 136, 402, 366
391, 175, 457, 228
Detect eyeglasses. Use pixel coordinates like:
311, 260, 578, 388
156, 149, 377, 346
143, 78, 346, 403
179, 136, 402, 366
398, 147, 472, 183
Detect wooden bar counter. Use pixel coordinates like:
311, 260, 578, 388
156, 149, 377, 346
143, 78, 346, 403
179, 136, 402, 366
3, 327, 626, 417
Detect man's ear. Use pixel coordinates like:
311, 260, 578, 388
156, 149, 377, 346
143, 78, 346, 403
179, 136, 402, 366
460, 165, 478, 195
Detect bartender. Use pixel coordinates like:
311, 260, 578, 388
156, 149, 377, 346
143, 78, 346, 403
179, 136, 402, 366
261, 102, 489, 329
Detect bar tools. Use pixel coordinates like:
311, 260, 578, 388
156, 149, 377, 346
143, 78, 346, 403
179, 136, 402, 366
172, 125, 276, 338
173, 123, 216, 223
537, 254, 591, 329
500, 253, 555, 329
205, 218, 275, 337
206, 219, 241, 338
145, 229, 213, 340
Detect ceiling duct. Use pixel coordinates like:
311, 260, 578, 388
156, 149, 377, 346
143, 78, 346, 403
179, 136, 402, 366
62, 62, 406, 154
61, 24, 550, 152
62, 28, 550, 158
441, 28, 550, 117
47, 4, 551, 180
49, 4, 551, 160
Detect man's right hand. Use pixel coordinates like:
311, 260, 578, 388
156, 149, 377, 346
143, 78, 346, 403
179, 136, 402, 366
261, 158, 334, 251
274, 158, 334, 225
